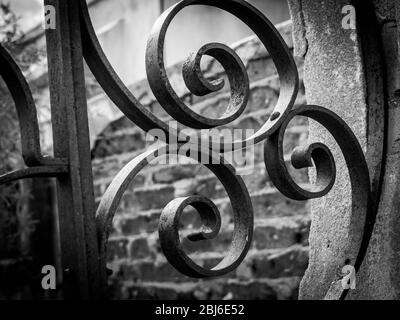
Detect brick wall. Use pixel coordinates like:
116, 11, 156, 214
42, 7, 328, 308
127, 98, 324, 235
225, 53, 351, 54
91, 21, 310, 300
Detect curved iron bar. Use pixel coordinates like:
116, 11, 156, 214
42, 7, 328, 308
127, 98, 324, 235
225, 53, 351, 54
0, 45, 68, 185
78, 0, 377, 300
146, 0, 299, 140
180, 42, 250, 127
96, 145, 253, 283
264, 105, 375, 299
0, 166, 68, 185
78, 0, 169, 135
79, 0, 298, 152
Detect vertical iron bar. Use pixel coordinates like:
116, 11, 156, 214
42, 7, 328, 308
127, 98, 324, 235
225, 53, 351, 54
44, 0, 101, 299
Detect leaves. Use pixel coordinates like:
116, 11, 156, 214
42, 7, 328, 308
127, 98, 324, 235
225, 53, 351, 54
0, 1, 36, 257
0, 1, 23, 51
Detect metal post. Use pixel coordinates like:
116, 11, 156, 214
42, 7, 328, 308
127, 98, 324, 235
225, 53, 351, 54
44, 0, 101, 299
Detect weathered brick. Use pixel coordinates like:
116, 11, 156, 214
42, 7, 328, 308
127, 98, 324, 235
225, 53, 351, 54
216, 189, 309, 222
113, 277, 301, 300
116, 207, 204, 238
249, 245, 309, 279
115, 246, 315, 285
219, 277, 300, 300
109, 252, 236, 284
282, 126, 309, 156
92, 150, 146, 181
253, 216, 310, 250
178, 206, 203, 229
247, 86, 279, 113
99, 115, 133, 135
111, 258, 190, 283
247, 58, 279, 83
250, 189, 310, 218
179, 214, 310, 256
174, 175, 217, 199
236, 164, 268, 193
122, 184, 175, 211
152, 163, 198, 183
128, 237, 154, 260
92, 129, 145, 158
118, 281, 185, 300
192, 252, 228, 271
94, 174, 146, 199
180, 227, 233, 255
107, 237, 129, 260
234, 114, 262, 131
116, 210, 160, 236
92, 157, 121, 180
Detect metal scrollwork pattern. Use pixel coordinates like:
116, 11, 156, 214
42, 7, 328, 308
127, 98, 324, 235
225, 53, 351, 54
0, 0, 377, 300
96, 145, 253, 279
79, 0, 297, 282
79, 0, 376, 299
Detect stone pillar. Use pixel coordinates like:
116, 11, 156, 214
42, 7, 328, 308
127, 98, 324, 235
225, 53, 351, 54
288, 0, 400, 299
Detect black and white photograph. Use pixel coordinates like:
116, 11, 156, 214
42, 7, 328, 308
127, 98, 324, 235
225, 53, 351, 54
0, 0, 399, 309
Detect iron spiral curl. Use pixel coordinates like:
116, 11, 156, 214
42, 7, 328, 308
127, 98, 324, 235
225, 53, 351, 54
96, 145, 253, 279
77, 0, 376, 299
264, 106, 375, 299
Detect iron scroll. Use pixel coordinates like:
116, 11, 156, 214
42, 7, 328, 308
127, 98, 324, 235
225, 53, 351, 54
0, 0, 378, 300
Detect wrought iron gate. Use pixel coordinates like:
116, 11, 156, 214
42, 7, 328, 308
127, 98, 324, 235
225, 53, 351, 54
0, 0, 380, 299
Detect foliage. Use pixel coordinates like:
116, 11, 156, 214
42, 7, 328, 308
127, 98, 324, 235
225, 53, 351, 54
0, 2, 40, 256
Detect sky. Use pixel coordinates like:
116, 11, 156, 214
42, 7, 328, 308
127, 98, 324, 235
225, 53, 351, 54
8, 0, 43, 32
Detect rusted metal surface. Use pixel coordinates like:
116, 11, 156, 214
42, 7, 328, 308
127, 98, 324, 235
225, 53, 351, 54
265, 105, 375, 300
145, 0, 299, 149
287, 0, 387, 299
80, 0, 298, 152
0, 166, 67, 185
181, 42, 249, 126
96, 145, 253, 281
44, 0, 101, 299
0, 0, 379, 300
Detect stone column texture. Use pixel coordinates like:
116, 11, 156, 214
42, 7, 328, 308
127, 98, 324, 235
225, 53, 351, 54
288, 0, 400, 299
